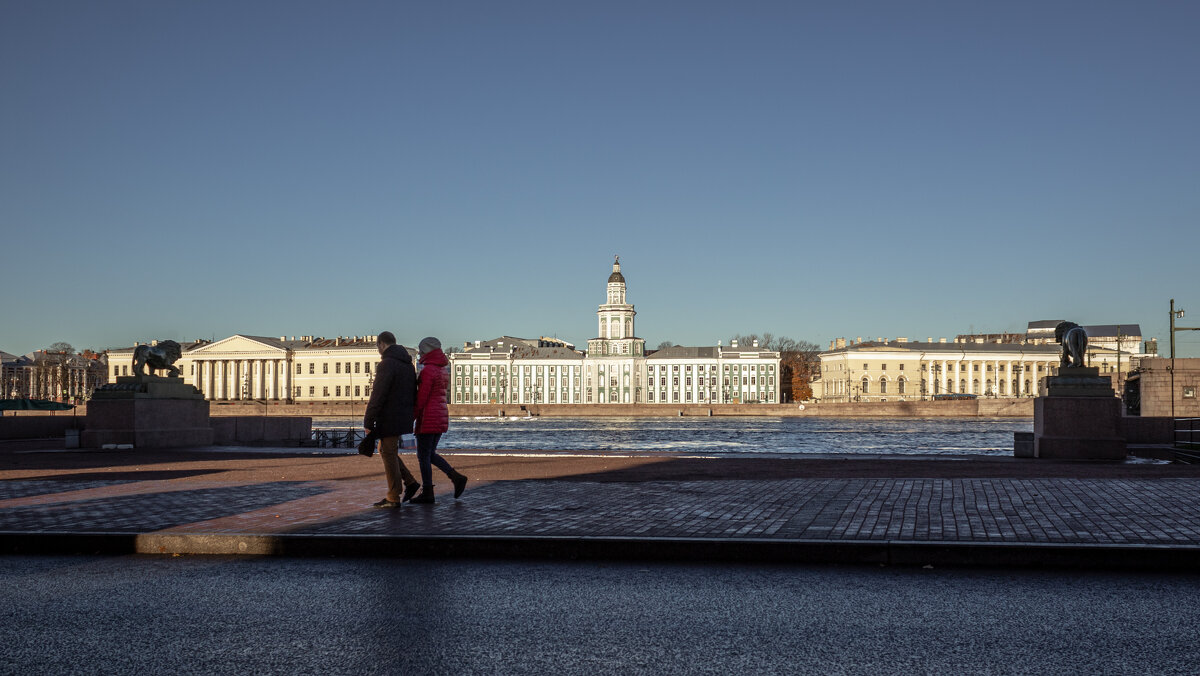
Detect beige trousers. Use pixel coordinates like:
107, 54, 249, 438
379, 436, 418, 502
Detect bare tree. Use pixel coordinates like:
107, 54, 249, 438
47, 342, 75, 355
657, 341, 675, 350
728, 334, 823, 401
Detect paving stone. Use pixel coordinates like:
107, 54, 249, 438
3, 476, 1200, 546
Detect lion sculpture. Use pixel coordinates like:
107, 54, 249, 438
132, 340, 183, 378
1054, 322, 1088, 369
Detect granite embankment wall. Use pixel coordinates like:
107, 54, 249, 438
3, 399, 1037, 421
1, 404, 1179, 446
0, 414, 311, 446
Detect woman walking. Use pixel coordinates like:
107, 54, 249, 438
410, 337, 467, 504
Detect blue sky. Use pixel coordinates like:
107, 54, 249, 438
2, 1, 1198, 357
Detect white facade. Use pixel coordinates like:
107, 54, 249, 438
812, 337, 1132, 402
450, 258, 782, 405
105, 335, 401, 403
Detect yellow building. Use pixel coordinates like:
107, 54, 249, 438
811, 337, 1130, 402
105, 335, 411, 403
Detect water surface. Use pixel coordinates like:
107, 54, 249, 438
313, 416, 1029, 457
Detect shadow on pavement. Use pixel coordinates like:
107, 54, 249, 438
0, 482, 330, 533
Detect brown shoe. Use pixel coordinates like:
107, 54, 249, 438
373, 498, 401, 508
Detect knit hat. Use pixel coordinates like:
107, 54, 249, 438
418, 336, 441, 354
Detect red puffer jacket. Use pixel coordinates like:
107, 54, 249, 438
414, 348, 450, 434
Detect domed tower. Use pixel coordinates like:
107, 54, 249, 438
587, 256, 644, 357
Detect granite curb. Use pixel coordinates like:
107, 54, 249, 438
4, 530, 1200, 570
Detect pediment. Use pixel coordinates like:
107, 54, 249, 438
188, 335, 288, 357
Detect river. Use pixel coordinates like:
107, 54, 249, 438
312, 416, 1030, 457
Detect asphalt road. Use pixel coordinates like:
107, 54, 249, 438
3, 556, 1199, 675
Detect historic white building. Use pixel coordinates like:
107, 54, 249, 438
100, 259, 780, 405
450, 258, 782, 406
105, 335, 411, 403
811, 335, 1135, 403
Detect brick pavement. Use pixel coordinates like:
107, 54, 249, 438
3, 473, 1200, 548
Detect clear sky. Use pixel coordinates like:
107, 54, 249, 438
2, 1, 1198, 357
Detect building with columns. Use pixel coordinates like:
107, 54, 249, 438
451, 258, 781, 406
105, 335, 414, 403
811, 336, 1130, 403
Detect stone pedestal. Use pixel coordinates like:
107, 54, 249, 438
83, 376, 213, 449
1033, 367, 1125, 460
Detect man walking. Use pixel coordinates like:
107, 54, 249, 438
363, 331, 421, 508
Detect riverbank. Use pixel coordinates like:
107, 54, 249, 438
0, 399, 1038, 418
14, 398, 1025, 418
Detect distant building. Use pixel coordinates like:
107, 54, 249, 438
1023, 320, 1145, 355
810, 335, 1133, 403
1, 349, 107, 403
105, 335, 413, 403
451, 258, 781, 405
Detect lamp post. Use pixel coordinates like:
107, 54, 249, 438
1168, 299, 1200, 422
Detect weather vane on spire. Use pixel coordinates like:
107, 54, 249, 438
614, 255, 620, 264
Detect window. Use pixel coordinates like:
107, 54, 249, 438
294, 387, 301, 398
323, 364, 328, 374
898, 379, 906, 394
336, 363, 341, 374
296, 364, 302, 375
309, 386, 315, 396
345, 362, 350, 373
861, 377, 869, 394
882, 364, 887, 371
863, 363, 868, 371
355, 363, 361, 374
355, 386, 361, 397
648, 391, 655, 402
365, 363, 371, 374
336, 386, 341, 396
323, 386, 329, 396
900, 364, 905, 371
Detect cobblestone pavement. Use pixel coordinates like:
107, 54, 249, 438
3, 474, 1200, 546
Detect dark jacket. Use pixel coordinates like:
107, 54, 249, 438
414, 348, 450, 434
364, 344, 416, 437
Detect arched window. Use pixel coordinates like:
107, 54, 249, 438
861, 377, 869, 394
898, 377, 906, 394
960, 379, 966, 393
880, 379, 888, 394
973, 379, 979, 394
